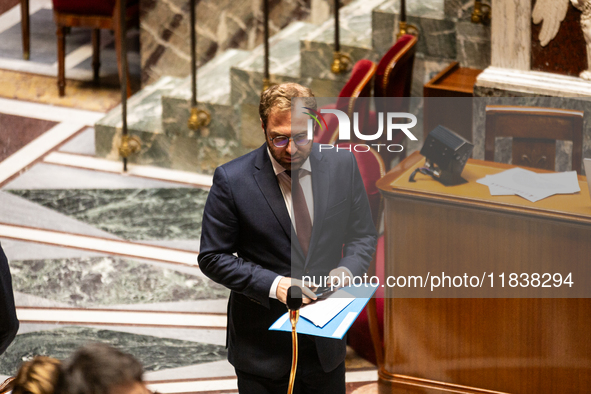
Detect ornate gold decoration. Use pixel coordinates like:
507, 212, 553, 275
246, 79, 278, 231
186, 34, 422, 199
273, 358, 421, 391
331, 51, 352, 74
118, 134, 141, 159
471, 0, 491, 24
188, 107, 211, 132
396, 21, 419, 40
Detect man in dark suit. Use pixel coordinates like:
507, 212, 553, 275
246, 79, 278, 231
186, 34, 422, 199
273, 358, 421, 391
198, 83, 377, 393
0, 243, 19, 355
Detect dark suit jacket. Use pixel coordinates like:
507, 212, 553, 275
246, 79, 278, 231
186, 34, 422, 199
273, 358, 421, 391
198, 143, 377, 379
0, 243, 19, 355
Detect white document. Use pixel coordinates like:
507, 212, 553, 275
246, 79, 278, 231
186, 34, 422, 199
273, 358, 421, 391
487, 184, 516, 196
478, 168, 580, 202
299, 288, 355, 328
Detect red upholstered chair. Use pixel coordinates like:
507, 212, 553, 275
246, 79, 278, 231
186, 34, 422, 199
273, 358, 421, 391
52, 0, 139, 97
335, 143, 387, 365
314, 59, 377, 144
335, 143, 384, 227
348, 235, 385, 365
373, 34, 418, 169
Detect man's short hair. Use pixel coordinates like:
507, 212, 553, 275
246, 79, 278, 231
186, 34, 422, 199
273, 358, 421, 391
60, 344, 143, 394
259, 83, 317, 129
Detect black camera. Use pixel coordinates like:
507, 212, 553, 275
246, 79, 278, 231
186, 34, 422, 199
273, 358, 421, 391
410, 125, 473, 186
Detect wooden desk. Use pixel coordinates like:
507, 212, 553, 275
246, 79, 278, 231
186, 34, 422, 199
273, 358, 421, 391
423, 62, 482, 142
376, 152, 591, 394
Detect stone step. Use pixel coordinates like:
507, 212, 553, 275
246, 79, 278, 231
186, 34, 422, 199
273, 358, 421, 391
94, 75, 248, 175
161, 49, 251, 137
229, 21, 320, 150
96, 76, 183, 136
230, 21, 316, 108
299, 0, 385, 83
95, 76, 183, 166
93, 0, 470, 175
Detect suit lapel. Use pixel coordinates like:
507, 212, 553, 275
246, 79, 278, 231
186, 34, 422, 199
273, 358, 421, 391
253, 146, 292, 239
306, 147, 329, 265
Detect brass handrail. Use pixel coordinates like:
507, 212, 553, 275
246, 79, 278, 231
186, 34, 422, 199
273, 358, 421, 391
262, 0, 276, 91
331, 0, 351, 74
188, 0, 211, 132
396, 0, 419, 39
118, 0, 140, 170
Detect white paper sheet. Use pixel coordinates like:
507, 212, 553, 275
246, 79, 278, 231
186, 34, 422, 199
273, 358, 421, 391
477, 168, 580, 202
299, 289, 355, 328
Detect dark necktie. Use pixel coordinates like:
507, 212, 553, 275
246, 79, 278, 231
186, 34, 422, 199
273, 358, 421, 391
286, 170, 312, 257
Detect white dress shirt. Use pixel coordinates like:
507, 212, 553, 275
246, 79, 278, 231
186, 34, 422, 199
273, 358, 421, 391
267, 148, 313, 299
266, 149, 353, 299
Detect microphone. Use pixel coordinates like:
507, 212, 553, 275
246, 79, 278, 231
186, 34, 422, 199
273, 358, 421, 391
287, 286, 303, 311
286, 286, 302, 394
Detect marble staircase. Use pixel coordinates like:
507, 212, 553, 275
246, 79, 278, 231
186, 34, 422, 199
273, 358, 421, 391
95, 0, 491, 174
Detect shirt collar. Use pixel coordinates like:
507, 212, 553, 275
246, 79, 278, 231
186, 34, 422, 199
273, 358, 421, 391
267, 147, 312, 176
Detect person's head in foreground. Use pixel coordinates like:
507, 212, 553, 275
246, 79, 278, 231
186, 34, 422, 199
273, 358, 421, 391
259, 82, 316, 171
60, 344, 149, 394
10, 356, 61, 394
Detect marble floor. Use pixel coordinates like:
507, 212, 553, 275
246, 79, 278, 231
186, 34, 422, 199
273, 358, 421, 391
0, 94, 236, 383
0, 2, 379, 390
0, 97, 378, 394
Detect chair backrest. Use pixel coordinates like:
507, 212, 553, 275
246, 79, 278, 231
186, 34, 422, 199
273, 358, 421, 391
0, 377, 14, 394
314, 59, 377, 145
484, 106, 584, 173
338, 59, 377, 117
374, 34, 418, 100
335, 143, 386, 228
52, 0, 117, 16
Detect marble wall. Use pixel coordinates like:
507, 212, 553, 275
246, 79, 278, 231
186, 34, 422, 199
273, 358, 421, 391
140, 0, 353, 86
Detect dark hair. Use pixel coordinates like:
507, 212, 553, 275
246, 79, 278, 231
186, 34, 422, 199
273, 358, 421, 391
60, 344, 143, 394
259, 83, 316, 129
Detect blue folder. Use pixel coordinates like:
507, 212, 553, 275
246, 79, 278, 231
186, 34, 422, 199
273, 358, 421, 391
269, 284, 378, 339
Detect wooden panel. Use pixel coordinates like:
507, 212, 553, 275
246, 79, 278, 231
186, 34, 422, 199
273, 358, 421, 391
483, 107, 584, 173
492, 115, 576, 141
423, 62, 482, 97
377, 152, 591, 393
423, 62, 482, 142
512, 137, 555, 171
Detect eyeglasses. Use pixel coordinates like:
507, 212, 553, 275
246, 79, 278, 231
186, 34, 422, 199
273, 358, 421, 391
270, 133, 310, 148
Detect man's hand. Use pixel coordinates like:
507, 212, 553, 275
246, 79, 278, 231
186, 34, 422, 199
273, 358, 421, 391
276, 277, 317, 306
328, 267, 352, 289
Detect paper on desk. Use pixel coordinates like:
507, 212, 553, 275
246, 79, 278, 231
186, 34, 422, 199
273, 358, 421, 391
477, 168, 580, 202
299, 289, 355, 328
487, 183, 516, 196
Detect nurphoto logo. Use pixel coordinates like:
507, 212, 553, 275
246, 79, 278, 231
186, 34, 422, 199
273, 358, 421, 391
304, 108, 418, 153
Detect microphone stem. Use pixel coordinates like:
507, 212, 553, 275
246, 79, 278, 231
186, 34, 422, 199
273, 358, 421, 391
288, 309, 299, 394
